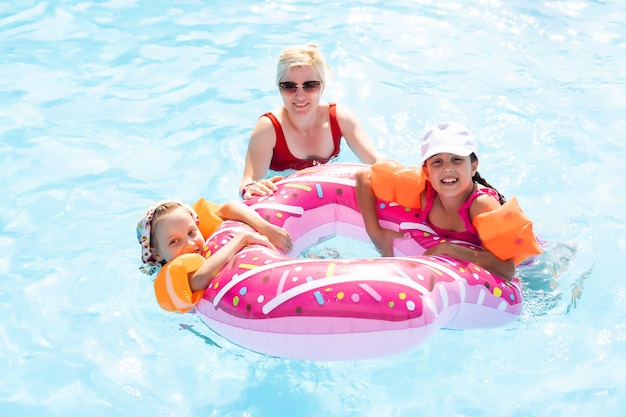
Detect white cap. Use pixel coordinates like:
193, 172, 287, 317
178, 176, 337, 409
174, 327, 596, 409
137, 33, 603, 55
419, 122, 478, 165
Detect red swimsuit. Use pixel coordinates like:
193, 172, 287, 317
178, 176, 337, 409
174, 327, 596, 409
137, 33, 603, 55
264, 103, 342, 171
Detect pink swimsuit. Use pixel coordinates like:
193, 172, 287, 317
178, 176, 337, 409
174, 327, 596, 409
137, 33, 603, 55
418, 184, 500, 246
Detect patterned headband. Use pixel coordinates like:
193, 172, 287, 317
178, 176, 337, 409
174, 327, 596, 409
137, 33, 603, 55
136, 199, 199, 275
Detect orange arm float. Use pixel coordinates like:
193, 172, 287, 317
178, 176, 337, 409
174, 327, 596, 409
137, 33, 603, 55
192, 198, 224, 239
370, 159, 426, 208
472, 196, 543, 264
153, 253, 206, 313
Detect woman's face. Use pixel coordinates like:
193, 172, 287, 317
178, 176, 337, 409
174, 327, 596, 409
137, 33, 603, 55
279, 65, 322, 113
425, 153, 478, 198
151, 206, 204, 263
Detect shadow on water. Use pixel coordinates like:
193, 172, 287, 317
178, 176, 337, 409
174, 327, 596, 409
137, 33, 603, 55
179, 323, 222, 349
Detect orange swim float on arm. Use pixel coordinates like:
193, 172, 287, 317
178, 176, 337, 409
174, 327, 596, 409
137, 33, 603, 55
370, 159, 426, 208
192, 198, 224, 239
154, 253, 206, 313
472, 196, 543, 264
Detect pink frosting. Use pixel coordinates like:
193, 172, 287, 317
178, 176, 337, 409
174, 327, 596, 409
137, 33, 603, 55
197, 163, 522, 336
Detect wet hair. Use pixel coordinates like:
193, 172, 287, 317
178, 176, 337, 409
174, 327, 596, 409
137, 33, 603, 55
276, 43, 330, 86
470, 153, 506, 205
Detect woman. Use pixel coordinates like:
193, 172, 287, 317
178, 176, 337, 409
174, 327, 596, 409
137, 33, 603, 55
240, 43, 381, 199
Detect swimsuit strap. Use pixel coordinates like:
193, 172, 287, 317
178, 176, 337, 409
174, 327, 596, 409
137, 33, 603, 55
421, 184, 500, 237
421, 183, 437, 218
328, 103, 342, 144
262, 112, 289, 161
458, 187, 500, 235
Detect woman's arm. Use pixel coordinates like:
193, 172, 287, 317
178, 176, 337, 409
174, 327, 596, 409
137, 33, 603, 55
217, 200, 292, 253
355, 168, 406, 256
335, 104, 381, 164
189, 231, 276, 291
424, 242, 516, 280
240, 117, 281, 199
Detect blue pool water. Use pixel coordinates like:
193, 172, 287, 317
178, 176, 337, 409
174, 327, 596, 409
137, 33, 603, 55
2, 1, 625, 416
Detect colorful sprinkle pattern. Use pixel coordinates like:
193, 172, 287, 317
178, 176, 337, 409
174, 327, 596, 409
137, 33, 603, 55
197, 164, 522, 333
193, 164, 524, 359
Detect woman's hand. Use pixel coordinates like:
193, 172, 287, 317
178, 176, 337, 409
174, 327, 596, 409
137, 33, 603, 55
241, 176, 283, 199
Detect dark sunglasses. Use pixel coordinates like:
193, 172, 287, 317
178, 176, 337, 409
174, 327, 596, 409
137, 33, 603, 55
278, 80, 322, 94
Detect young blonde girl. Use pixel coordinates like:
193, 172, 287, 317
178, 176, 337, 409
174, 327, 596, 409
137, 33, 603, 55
137, 199, 292, 292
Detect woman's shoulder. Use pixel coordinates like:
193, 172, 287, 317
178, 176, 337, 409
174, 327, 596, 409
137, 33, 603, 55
250, 109, 283, 141
329, 102, 351, 114
259, 106, 285, 120
254, 107, 284, 127
330, 102, 359, 125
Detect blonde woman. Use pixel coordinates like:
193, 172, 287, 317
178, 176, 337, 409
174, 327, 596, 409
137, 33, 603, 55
240, 43, 381, 199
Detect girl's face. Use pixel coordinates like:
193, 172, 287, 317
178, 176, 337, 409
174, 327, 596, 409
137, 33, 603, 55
425, 153, 478, 198
279, 65, 322, 113
151, 206, 204, 263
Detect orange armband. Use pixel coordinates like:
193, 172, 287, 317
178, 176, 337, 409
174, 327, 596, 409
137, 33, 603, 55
154, 253, 206, 313
472, 197, 543, 264
192, 198, 224, 238
370, 159, 426, 208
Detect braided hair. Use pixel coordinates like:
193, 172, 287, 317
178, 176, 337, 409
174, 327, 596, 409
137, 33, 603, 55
470, 153, 506, 205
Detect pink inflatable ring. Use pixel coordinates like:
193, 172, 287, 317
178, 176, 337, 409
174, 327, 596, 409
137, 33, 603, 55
189, 163, 523, 360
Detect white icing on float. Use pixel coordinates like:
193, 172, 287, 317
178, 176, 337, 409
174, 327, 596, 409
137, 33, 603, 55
194, 163, 522, 361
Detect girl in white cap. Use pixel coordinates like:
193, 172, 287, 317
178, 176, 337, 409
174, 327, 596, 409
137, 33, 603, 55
355, 122, 519, 280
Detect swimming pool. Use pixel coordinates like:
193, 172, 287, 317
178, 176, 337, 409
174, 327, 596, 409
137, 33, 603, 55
1, 1, 625, 416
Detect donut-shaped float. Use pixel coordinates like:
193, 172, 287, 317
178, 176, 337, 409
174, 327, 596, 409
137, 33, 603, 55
183, 163, 525, 361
